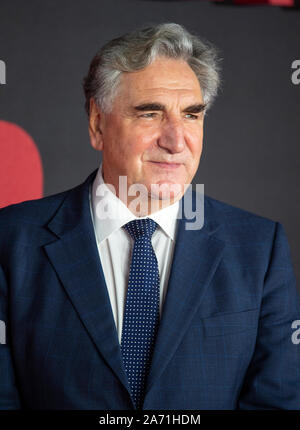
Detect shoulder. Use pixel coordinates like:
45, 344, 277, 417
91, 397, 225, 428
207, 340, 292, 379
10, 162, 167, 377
203, 194, 278, 244
0, 189, 69, 228
204, 194, 276, 224
0, 169, 97, 267
0, 169, 95, 229
0, 184, 77, 252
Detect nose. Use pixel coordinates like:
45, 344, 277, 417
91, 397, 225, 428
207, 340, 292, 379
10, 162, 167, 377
158, 117, 185, 154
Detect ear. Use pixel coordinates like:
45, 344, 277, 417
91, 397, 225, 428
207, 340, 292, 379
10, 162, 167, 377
88, 98, 104, 151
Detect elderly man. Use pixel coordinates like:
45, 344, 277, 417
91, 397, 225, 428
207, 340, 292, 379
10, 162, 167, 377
0, 23, 299, 410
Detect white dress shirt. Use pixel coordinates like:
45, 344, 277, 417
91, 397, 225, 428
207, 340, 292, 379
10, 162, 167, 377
89, 163, 179, 343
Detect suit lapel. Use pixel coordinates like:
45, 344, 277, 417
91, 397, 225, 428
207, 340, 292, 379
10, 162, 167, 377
43, 170, 133, 405
144, 193, 225, 399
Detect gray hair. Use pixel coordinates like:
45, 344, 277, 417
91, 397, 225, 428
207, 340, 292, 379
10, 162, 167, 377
83, 23, 222, 115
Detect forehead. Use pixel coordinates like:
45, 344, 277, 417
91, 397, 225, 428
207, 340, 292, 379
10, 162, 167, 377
117, 57, 203, 103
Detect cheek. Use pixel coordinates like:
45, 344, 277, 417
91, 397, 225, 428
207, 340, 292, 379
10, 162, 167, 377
193, 141, 203, 159
189, 126, 203, 152
185, 135, 203, 172
128, 128, 158, 156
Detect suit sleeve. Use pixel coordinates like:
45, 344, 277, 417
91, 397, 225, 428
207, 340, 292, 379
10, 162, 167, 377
238, 222, 300, 409
0, 263, 22, 409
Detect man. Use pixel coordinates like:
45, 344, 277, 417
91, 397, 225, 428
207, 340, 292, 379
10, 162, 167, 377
0, 23, 299, 410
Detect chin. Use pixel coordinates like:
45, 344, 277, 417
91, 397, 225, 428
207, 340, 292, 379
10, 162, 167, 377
149, 182, 183, 202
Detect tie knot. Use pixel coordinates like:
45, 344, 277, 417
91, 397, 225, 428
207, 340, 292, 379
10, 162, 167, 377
122, 218, 157, 240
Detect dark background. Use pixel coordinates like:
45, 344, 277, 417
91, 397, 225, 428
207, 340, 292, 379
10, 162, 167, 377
0, 0, 299, 285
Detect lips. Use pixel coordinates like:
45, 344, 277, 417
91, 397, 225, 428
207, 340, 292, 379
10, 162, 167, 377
149, 161, 181, 169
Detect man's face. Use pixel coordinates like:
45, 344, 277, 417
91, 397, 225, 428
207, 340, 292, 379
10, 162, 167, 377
89, 56, 205, 206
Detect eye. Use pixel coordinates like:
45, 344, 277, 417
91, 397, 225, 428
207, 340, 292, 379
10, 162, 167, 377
184, 113, 198, 120
139, 112, 158, 118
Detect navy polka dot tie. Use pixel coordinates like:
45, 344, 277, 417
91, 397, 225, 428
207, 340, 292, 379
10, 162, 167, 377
121, 218, 160, 410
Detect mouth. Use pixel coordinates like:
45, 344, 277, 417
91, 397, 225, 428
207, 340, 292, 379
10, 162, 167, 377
148, 161, 182, 169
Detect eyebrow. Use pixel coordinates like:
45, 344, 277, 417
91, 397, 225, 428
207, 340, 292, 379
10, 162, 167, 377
133, 103, 206, 113
184, 104, 206, 113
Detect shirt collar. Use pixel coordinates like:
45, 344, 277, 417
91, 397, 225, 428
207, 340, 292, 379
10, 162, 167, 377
90, 163, 180, 244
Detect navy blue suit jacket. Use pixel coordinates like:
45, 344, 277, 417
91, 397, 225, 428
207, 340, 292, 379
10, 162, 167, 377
0, 169, 300, 409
